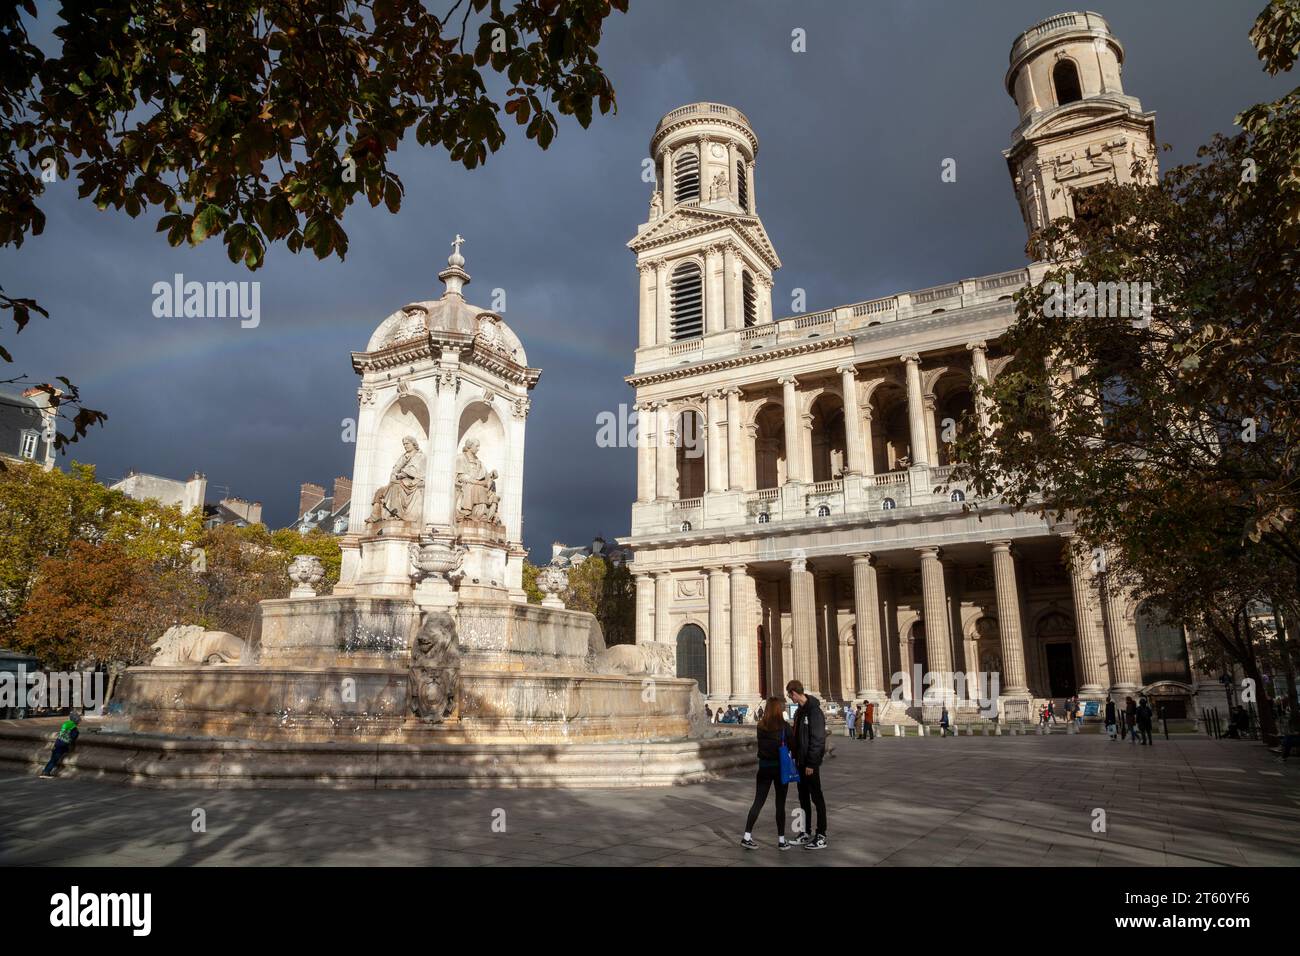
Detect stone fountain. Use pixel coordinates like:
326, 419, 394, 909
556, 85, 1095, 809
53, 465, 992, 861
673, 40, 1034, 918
2, 238, 749, 789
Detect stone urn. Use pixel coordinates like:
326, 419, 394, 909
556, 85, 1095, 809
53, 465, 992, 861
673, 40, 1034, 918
288, 554, 325, 598
409, 539, 467, 583
537, 564, 569, 610
409, 537, 466, 609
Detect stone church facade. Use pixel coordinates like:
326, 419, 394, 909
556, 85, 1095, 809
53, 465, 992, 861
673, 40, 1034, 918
620, 12, 1210, 719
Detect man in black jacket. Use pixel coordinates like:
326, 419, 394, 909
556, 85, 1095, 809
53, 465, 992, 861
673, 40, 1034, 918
787, 679, 828, 849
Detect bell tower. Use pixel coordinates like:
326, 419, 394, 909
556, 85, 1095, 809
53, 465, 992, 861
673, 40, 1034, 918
1003, 11, 1159, 247
628, 103, 781, 354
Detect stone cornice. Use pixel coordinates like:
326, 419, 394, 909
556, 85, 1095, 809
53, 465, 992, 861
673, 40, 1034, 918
353, 332, 540, 388
628, 208, 781, 270
626, 335, 854, 388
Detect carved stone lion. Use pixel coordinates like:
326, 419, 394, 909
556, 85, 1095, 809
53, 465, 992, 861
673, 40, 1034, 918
409, 611, 460, 723
150, 625, 246, 666
593, 641, 675, 678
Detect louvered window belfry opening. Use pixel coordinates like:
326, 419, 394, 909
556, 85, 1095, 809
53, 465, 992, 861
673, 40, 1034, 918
670, 263, 704, 340
674, 152, 700, 204
736, 160, 748, 210
1053, 59, 1082, 105
742, 271, 757, 327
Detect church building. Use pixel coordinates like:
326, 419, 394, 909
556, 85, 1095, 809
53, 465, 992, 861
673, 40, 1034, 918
620, 11, 1210, 720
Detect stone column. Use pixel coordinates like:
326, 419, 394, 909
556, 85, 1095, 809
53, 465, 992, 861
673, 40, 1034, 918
726, 141, 739, 203
861, 406, 875, 476
725, 388, 744, 491
662, 146, 675, 213
654, 403, 675, 500
635, 402, 656, 502
790, 554, 819, 694
1066, 538, 1107, 698
1101, 573, 1141, 695
758, 275, 773, 324
729, 565, 756, 699
654, 571, 674, 647
634, 571, 655, 645
637, 262, 655, 347
704, 244, 723, 335
923, 394, 940, 466
779, 376, 802, 483
850, 553, 884, 700
967, 340, 991, 434
901, 354, 928, 466
815, 570, 836, 697
722, 243, 738, 330
748, 158, 758, 214
706, 566, 730, 700
917, 546, 952, 693
705, 391, 724, 494
654, 260, 669, 347
990, 540, 1030, 696
838, 365, 866, 475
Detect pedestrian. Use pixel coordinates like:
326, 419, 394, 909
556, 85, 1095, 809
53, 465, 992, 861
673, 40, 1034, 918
863, 700, 875, 740
940, 704, 951, 737
1104, 696, 1117, 741
38, 711, 80, 778
1125, 696, 1138, 742
1136, 696, 1154, 746
845, 701, 857, 738
1046, 700, 1056, 725
1074, 696, 1084, 730
705, 704, 713, 724
787, 680, 828, 850
741, 696, 794, 850
755, 702, 765, 723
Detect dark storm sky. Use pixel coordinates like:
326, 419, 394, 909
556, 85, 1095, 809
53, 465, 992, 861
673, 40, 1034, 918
3, 1, 1287, 557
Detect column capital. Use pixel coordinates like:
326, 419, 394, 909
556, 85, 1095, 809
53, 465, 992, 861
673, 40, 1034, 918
900, 353, 921, 366
636, 260, 657, 275
703, 564, 727, 576
653, 569, 674, 579
777, 375, 800, 388
988, 539, 1015, 555
836, 363, 859, 377
966, 340, 988, 353
726, 563, 748, 576
848, 552, 875, 565
723, 386, 744, 398
922, 393, 937, 410
790, 554, 809, 574
916, 545, 943, 561
703, 388, 724, 402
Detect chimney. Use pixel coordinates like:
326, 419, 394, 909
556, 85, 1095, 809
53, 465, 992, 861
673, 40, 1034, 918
299, 482, 326, 517
332, 476, 353, 511
221, 497, 263, 525
592, 536, 605, 555
183, 474, 208, 515
552, 541, 565, 562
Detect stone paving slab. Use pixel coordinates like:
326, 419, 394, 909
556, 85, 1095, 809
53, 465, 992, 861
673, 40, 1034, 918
1, 733, 1296, 867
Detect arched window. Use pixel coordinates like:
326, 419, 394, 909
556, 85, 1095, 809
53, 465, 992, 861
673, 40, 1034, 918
1053, 59, 1083, 105
670, 262, 704, 340
742, 271, 757, 327
674, 151, 700, 204
881, 497, 896, 510
816, 504, 831, 517
675, 624, 707, 692
736, 158, 748, 210
950, 489, 965, 502
756, 512, 770, 524
679, 521, 692, 532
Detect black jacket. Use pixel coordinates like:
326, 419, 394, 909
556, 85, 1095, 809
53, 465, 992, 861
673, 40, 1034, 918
755, 722, 789, 768
793, 695, 826, 769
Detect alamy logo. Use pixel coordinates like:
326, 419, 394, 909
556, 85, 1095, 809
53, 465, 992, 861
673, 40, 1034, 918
151, 273, 261, 328
0, 667, 104, 711
1043, 273, 1152, 326
49, 886, 151, 936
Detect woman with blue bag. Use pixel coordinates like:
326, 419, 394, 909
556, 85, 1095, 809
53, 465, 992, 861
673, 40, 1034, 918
741, 696, 796, 850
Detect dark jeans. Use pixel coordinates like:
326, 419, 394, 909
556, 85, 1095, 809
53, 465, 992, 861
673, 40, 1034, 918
744, 765, 789, 836
1282, 734, 1298, 759
42, 740, 69, 775
1138, 722, 1153, 745
863, 722, 874, 740
796, 766, 827, 836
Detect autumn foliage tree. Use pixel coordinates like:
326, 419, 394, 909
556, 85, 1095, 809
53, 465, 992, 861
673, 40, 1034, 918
954, 0, 1300, 739
0, 0, 626, 447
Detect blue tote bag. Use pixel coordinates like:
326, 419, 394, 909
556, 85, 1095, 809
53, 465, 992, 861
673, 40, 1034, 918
778, 728, 800, 784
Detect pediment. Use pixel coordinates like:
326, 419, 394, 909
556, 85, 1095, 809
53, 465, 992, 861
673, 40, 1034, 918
628, 207, 782, 269
1023, 99, 1151, 141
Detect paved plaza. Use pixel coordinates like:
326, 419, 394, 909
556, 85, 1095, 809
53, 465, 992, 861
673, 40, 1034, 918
1, 732, 1296, 867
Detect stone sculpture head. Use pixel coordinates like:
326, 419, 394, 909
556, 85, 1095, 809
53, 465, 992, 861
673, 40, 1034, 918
402, 435, 419, 453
